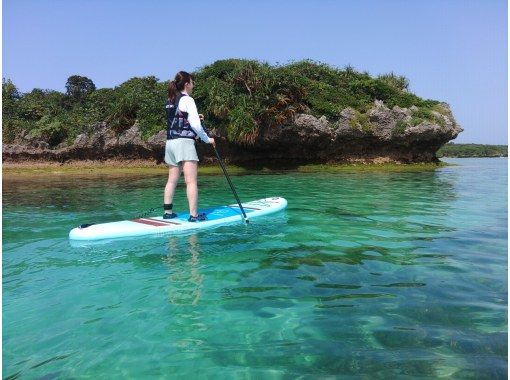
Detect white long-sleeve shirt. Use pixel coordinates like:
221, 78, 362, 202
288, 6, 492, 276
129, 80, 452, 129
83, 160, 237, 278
178, 92, 210, 143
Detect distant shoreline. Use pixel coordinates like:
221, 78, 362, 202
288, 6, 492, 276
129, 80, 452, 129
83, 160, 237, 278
437, 143, 507, 158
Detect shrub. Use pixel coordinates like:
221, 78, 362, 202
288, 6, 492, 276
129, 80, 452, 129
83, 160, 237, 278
392, 120, 408, 136
194, 59, 306, 143
29, 120, 68, 146
377, 72, 409, 91
410, 116, 424, 126
349, 110, 371, 132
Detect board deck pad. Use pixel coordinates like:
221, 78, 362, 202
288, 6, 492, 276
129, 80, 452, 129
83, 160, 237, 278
69, 197, 287, 241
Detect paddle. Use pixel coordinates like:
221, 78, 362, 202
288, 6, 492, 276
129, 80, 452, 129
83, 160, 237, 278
212, 145, 249, 224
200, 118, 248, 223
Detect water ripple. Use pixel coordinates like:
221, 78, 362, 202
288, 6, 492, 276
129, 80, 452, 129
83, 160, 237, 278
2, 158, 507, 378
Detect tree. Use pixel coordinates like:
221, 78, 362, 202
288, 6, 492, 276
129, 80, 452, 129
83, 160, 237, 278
2, 78, 21, 117
65, 75, 96, 101
2, 78, 23, 142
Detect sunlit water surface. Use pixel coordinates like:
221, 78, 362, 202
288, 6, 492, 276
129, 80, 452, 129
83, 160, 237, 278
3, 158, 507, 378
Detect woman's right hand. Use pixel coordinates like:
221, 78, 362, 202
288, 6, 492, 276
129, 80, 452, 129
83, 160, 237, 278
208, 138, 216, 147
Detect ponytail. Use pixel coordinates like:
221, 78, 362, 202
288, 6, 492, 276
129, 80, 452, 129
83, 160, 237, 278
168, 71, 193, 103
168, 80, 178, 103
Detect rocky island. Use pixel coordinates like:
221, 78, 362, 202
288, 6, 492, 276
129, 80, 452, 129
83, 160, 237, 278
2, 59, 462, 167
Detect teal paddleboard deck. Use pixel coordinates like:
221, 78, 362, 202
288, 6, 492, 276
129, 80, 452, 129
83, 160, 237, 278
69, 197, 287, 241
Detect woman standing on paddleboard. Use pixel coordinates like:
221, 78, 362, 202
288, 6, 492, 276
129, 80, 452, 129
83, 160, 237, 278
163, 71, 215, 222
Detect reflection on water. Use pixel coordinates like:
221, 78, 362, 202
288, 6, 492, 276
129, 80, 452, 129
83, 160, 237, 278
2, 158, 507, 378
164, 235, 203, 305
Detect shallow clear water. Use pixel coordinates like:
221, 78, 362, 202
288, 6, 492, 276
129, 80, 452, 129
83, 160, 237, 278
3, 158, 507, 379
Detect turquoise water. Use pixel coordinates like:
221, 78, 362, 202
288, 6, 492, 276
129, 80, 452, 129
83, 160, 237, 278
3, 158, 507, 379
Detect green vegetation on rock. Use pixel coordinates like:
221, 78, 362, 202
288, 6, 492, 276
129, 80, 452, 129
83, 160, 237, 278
3, 59, 444, 147
349, 110, 372, 132
3, 161, 448, 177
392, 120, 408, 136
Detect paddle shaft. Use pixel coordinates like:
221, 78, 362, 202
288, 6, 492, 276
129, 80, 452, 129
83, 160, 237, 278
212, 145, 249, 223
200, 121, 248, 223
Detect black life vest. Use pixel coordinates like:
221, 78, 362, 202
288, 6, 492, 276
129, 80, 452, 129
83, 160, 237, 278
165, 93, 197, 140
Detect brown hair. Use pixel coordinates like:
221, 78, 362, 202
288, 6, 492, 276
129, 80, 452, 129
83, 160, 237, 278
168, 71, 193, 103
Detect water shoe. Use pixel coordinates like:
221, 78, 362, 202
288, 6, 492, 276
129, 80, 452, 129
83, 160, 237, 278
188, 213, 207, 222
163, 212, 178, 219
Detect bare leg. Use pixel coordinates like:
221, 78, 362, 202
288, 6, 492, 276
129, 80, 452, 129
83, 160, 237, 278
164, 165, 182, 213
182, 160, 198, 216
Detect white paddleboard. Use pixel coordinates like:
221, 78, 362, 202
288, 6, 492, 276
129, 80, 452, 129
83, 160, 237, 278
69, 197, 287, 241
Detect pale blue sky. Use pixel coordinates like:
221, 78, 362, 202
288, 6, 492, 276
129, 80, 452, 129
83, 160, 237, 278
3, 0, 507, 144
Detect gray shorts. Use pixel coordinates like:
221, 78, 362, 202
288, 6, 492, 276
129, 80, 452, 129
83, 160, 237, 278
164, 138, 199, 166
